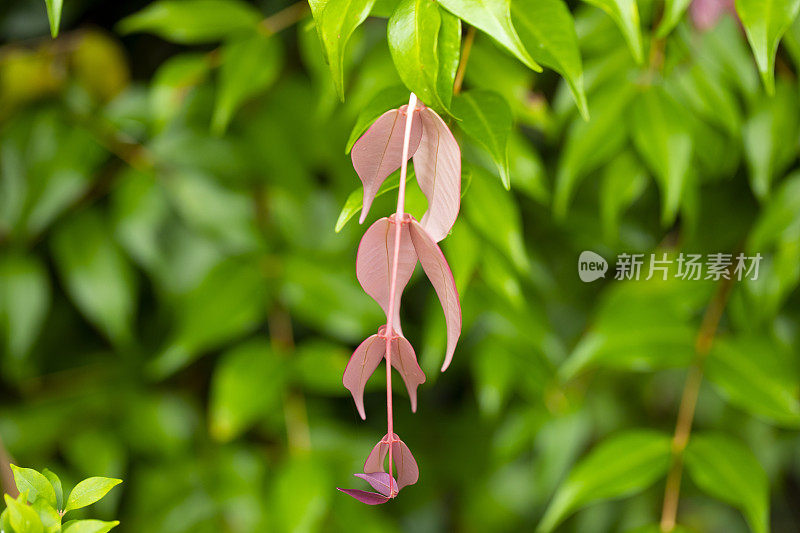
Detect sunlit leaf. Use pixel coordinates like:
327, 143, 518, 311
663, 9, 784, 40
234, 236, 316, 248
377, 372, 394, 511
64, 477, 122, 513
580, 0, 643, 62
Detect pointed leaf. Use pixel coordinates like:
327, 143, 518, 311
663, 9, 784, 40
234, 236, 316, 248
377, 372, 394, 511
438, 0, 541, 71
346, 85, 410, 153
391, 335, 426, 411
10, 465, 57, 508
342, 334, 386, 419
353, 472, 399, 496
452, 90, 512, 189
537, 430, 672, 533
511, 0, 588, 119
336, 488, 390, 504
735, 0, 800, 94
64, 477, 122, 513
356, 217, 418, 332
656, 0, 692, 37
62, 520, 120, 533
42, 469, 63, 511
414, 107, 461, 242
212, 32, 283, 134
318, 0, 377, 99
117, 0, 261, 43
685, 433, 769, 533
352, 107, 423, 222
580, 0, 643, 62
408, 220, 461, 371
45, 0, 63, 38
629, 88, 693, 226
4, 493, 42, 533
388, 0, 461, 111
364, 434, 420, 489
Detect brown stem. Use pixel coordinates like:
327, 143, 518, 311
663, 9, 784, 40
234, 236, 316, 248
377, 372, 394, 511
453, 26, 476, 96
260, 1, 310, 35
0, 435, 17, 498
660, 275, 735, 531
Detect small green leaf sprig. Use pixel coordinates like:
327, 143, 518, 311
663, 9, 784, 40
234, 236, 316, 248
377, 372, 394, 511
1, 465, 121, 533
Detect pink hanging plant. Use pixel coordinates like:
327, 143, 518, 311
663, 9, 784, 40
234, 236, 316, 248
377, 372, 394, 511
338, 93, 462, 503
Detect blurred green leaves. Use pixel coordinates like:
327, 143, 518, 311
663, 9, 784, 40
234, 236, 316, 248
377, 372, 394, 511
51, 210, 138, 347
685, 434, 769, 533
0, 254, 50, 369
537, 430, 672, 532
118, 0, 261, 43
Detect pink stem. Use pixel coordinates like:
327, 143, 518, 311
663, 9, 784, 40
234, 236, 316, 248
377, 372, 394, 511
384, 92, 417, 495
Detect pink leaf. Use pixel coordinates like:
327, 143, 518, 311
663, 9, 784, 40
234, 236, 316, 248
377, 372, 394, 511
364, 434, 420, 490
356, 217, 418, 335
387, 330, 426, 412
342, 334, 385, 420
352, 105, 423, 223
414, 107, 461, 242
408, 220, 462, 371
337, 488, 390, 505
354, 472, 399, 497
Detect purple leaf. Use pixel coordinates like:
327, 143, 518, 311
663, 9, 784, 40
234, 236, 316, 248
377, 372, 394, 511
342, 334, 385, 420
352, 105, 423, 223
690, 0, 735, 30
414, 107, 461, 242
408, 220, 462, 371
389, 334, 426, 412
354, 472, 398, 497
364, 434, 420, 490
337, 488, 390, 505
356, 217, 418, 335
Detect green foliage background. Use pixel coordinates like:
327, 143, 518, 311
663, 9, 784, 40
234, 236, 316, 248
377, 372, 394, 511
0, 0, 799, 531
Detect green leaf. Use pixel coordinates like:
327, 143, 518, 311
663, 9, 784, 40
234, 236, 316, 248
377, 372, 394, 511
537, 430, 672, 533
150, 53, 210, 129
599, 151, 647, 242
10, 466, 57, 508
0, 254, 50, 364
41, 470, 63, 512
4, 493, 43, 533
511, 0, 588, 119
1, 509, 12, 533
212, 32, 283, 134
554, 81, 635, 219
51, 210, 137, 346
706, 336, 800, 426
629, 87, 693, 226
62, 520, 120, 533
64, 477, 122, 513
452, 90, 513, 188
580, 0, 643, 62
735, 0, 800, 94
316, 0, 376, 100
118, 0, 261, 44
148, 256, 267, 378
388, 0, 461, 112
345, 85, 410, 153
292, 341, 351, 394
464, 166, 529, 271
31, 500, 59, 533
748, 172, 800, 250
44, 0, 63, 38
685, 433, 770, 533
437, 0, 541, 71
655, 0, 691, 38
209, 340, 286, 441
742, 82, 799, 200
